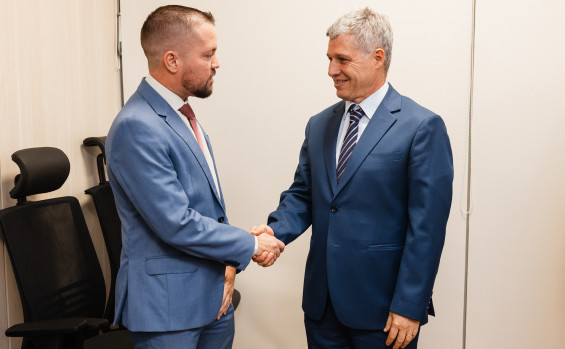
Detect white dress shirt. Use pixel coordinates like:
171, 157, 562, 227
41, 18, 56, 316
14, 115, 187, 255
335, 82, 390, 165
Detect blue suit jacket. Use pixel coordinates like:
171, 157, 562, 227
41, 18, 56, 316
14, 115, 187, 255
106, 79, 255, 332
268, 85, 453, 330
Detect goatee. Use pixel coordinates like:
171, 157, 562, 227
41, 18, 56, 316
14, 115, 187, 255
193, 73, 215, 98
193, 86, 212, 98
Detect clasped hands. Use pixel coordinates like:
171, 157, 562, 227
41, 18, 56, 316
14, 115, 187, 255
249, 224, 284, 267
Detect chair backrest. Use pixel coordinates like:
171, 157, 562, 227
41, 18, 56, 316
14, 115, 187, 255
83, 137, 122, 272
0, 147, 106, 322
83, 136, 123, 322
83, 137, 107, 186
85, 183, 121, 280
85, 182, 121, 321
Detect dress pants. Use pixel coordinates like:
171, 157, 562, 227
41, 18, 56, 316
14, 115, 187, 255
305, 298, 419, 349
129, 305, 234, 349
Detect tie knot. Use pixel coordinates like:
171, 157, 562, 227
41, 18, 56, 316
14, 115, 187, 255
179, 103, 196, 120
348, 104, 364, 123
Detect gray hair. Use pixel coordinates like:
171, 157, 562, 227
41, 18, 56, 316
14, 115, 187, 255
326, 8, 393, 72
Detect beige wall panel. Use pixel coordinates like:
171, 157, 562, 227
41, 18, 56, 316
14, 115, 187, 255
1, 1, 14, 347
122, 1, 471, 348
468, 0, 565, 347
0, 0, 122, 348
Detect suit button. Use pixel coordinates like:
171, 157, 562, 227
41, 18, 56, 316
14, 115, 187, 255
331, 206, 338, 213
218, 216, 225, 223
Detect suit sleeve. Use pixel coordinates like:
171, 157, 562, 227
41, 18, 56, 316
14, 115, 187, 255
108, 116, 255, 270
267, 121, 313, 244
389, 114, 453, 320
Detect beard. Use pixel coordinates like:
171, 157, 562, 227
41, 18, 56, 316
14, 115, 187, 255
186, 71, 215, 99
193, 83, 213, 98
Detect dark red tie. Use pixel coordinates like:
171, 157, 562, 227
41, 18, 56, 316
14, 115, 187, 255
179, 103, 206, 153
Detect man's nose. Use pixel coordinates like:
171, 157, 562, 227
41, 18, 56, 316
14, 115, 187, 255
212, 55, 220, 69
328, 60, 339, 76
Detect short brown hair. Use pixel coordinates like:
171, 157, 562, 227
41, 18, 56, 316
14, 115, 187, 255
140, 5, 215, 65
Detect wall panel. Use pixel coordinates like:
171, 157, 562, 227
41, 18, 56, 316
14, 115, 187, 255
467, 0, 565, 347
0, 1, 122, 348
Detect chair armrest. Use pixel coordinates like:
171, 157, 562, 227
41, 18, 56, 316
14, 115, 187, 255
5, 318, 89, 337
86, 318, 110, 332
83, 330, 134, 349
233, 289, 241, 311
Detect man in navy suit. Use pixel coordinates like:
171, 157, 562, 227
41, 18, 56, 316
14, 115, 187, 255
106, 5, 284, 349
253, 7, 453, 349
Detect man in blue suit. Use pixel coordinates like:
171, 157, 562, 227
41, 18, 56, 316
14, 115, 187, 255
106, 5, 284, 349
253, 7, 453, 349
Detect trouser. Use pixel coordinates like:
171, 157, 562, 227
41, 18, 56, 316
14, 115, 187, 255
129, 305, 234, 349
305, 298, 419, 349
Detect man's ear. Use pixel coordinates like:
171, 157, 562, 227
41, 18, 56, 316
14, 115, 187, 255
163, 51, 179, 73
374, 48, 386, 69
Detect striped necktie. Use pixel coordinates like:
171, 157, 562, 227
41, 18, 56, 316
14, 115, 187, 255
337, 104, 364, 183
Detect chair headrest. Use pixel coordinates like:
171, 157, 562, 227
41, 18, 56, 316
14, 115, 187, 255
10, 147, 70, 201
83, 136, 108, 184
83, 136, 106, 158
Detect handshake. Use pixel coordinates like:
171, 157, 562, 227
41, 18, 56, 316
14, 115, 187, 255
250, 224, 285, 267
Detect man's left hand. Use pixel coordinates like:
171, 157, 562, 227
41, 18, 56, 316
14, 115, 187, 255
384, 311, 420, 349
216, 266, 236, 320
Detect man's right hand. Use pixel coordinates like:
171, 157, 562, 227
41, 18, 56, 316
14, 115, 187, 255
254, 232, 285, 267
249, 224, 274, 236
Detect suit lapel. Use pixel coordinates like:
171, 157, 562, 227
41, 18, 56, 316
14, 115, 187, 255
334, 86, 401, 197
203, 132, 226, 209
137, 80, 225, 211
323, 102, 345, 196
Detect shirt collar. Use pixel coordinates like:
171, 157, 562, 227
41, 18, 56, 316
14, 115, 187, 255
145, 74, 186, 111
344, 81, 390, 119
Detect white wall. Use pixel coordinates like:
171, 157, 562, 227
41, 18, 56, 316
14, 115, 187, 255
122, 1, 471, 348
467, 0, 565, 347
0, 1, 122, 348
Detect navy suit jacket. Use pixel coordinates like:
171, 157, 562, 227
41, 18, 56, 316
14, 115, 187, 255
268, 85, 453, 330
106, 79, 255, 332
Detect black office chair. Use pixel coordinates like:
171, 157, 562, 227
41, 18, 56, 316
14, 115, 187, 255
83, 137, 121, 323
82, 136, 241, 312
0, 147, 131, 349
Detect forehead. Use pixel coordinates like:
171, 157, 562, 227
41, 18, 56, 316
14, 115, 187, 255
327, 33, 361, 56
184, 21, 217, 49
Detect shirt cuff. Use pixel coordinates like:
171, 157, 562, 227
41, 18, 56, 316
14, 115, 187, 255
254, 236, 258, 254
